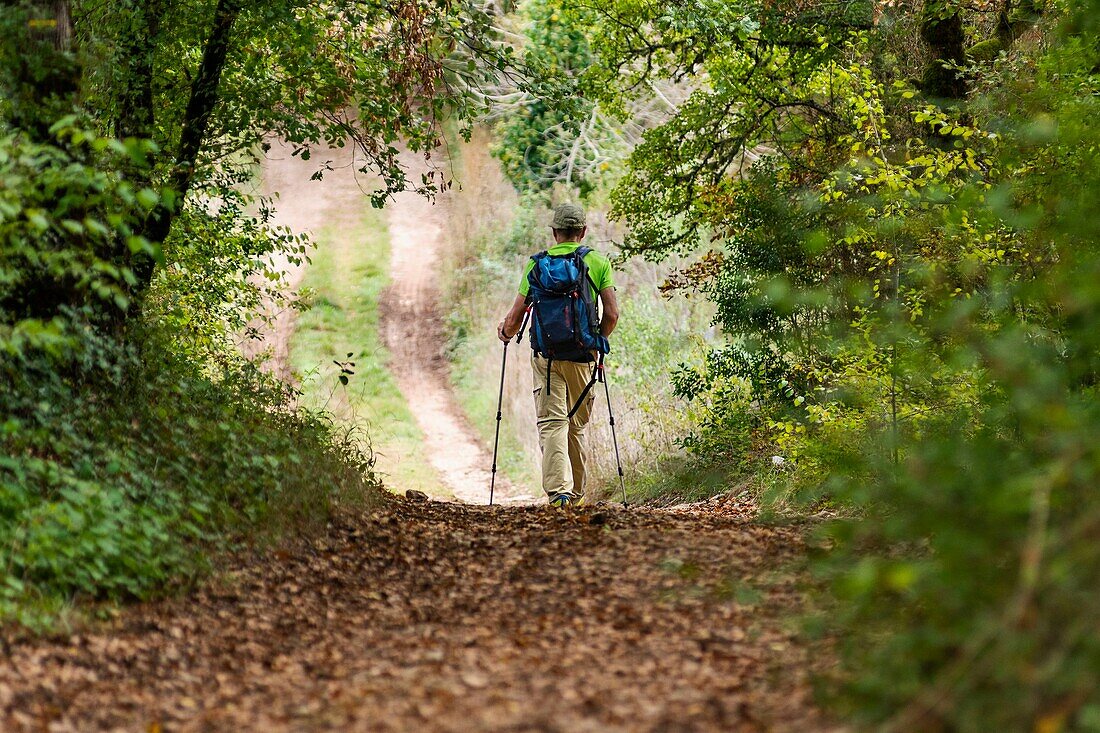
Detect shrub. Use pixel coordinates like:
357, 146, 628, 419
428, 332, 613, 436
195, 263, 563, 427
800, 19, 1100, 730
0, 318, 379, 628
0, 116, 377, 630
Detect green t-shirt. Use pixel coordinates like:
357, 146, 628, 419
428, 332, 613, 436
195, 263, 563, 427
518, 243, 614, 300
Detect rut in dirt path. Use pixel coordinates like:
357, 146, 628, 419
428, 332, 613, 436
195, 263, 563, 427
380, 150, 534, 505
242, 139, 369, 380
249, 141, 530, 503
0, 499, 832, 733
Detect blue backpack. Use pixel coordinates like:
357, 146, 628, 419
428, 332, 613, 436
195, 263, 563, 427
523, 246, 609, 365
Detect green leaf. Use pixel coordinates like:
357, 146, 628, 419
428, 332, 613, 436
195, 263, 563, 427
136, 188, 160, 211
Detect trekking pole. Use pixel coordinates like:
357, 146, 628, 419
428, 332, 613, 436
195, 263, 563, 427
489, 310, 530, 506
489, 341, 508, 507
598, 354, 628, 506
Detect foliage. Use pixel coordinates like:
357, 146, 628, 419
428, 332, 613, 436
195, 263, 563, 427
805, 26, 1100, 728
149, 174, 309, 362
3, 0, 504, 359
0, 0, 468, 626
490, 0, 621, 195
574, 0, 1053, 469
0, 119, 164, 353
572, 0, 1100, 727
486, 0, 642, 197
1, 318, 378, 628
73, 0, 492, 198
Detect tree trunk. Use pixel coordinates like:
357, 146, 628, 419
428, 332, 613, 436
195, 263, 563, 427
134, 0, 242, 290
919, 0, 967, 100
3, 0, 72, 48
0, 0, 77, 139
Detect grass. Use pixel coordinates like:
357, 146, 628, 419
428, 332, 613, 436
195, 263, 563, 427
623, 453, 752, 505
450, 329, 541, 492
290, 209, 441, 494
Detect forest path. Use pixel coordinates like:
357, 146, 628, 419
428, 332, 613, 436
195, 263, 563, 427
0, 144, 832, 733
0, 499, 831, 732
379, 149, 534, 505
245, 139, 530, 502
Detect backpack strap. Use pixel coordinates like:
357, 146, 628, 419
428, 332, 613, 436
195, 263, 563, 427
585, 272, 600, 294
527, 251, 548, 290
517, 305, 530, 343
573, 246, 602, 321
566, 361, 600, 419
586, 272, 601, 322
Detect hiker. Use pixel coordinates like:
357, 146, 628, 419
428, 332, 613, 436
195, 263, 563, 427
496, 203, 619, 507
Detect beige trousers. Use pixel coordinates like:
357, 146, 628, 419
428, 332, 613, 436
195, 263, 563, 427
531, 355, 597, 499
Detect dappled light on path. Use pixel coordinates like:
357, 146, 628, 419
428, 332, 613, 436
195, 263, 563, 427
0, 500, 829, 732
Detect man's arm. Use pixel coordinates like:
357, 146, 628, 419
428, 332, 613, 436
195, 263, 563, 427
497, 294, 527, 342
599, 287, 619, 337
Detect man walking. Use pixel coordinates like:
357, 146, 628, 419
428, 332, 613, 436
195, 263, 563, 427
497, 203, 619, 507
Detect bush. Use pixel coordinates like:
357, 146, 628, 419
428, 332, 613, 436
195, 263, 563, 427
799, 18, 1100, 730
0, 318, 379, 628
570, 0, 1100, 724
0, 119, 377, 630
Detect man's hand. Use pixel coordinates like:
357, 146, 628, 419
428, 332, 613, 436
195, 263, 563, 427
498, 294, 528, 344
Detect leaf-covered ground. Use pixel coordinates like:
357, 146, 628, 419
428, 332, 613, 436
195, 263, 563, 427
0, 497, 833, 732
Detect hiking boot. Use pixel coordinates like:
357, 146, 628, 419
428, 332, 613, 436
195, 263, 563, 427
548, 493, 575, 508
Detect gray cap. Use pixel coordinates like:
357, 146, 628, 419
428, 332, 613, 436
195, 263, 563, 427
550, 203, 586, 229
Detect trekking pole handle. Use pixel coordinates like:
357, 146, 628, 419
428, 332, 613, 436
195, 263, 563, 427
515, 307, 532, 344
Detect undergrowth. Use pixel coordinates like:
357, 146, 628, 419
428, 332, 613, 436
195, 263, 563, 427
0, 318, 380, 630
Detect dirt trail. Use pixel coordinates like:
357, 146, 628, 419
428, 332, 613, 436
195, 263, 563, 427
240, 139, 369, 379
0, 499, 831, 732
380, 150, 534, 504
245, 141, 528, 503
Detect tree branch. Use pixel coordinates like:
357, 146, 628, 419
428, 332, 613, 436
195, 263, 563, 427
136, 0, 242, 289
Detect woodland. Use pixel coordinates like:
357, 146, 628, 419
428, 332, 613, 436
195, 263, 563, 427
1, 0, 1098, 730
